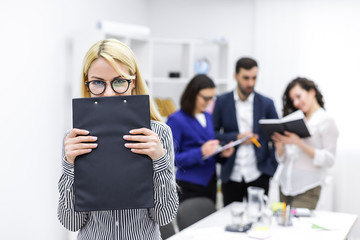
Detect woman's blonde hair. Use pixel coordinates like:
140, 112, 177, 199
81, 39, 162, 122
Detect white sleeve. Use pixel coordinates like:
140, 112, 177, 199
313, 117, 339, 167
275, 149, 286, 163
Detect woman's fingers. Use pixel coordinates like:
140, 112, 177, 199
272, 132, 285, 141
124, 142, 152, 149
124, 128, 165, 160
67, 128, 90, 138
129, 146, 158, 157
202, 140, 220, 157
123, 128, 160, 149
67, 148, 94, 158
129, 128, 153, 136
123, 134, 156, 143
66, 143, 98, 152
66, 135, 98, 145
64, 128, 97, 164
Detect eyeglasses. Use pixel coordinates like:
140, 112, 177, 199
85, 78, 133, 95
198, 94, 215, 102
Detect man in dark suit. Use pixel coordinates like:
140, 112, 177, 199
212, 57, 278, 206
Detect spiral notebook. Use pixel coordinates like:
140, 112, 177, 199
72, 95, 154, 212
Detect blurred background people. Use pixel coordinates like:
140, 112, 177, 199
167, 74, 234, 204
272, 77, 339, 209
212, 57, 279, 206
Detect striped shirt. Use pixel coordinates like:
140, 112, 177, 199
58, 121, 179, 240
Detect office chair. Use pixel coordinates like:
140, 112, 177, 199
177, 197, 216, 231
159, 221, 176, 239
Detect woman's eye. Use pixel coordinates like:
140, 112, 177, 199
113, 79, 126, 86
92, 80, 105, 86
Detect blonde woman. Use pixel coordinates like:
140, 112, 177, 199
58, 39, 178, 239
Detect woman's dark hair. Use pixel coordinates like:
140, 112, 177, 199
180, 74, 215, 116
282, 77, 325, 117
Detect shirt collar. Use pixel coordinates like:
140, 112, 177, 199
233, 89, 255, 103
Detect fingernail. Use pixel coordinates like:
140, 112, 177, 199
123, 135, 129, 139
84, 130, 90, 134
124, 143, 129, 147
92, 136, 97, 140
129, 130, 134, 134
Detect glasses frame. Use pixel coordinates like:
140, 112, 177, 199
198, 93, 215, 102
85, 78, 133, 95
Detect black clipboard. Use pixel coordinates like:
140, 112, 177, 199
72, 95, 154, 212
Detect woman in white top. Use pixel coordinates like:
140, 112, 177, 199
272, 77, 339, 209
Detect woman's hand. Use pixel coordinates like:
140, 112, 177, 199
201, 139, 220, 158
64, 128, 98, 164
272, 131, 301, 145
123, 128, 166, 161
272, 131, 315, 159
271, 137, 285, 157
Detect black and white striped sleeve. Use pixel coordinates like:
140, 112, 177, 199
57, 157, 89, 231
148, 121, 179, 226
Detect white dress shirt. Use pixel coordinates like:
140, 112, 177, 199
230, 91, 261, 183
276, 108, 339, 196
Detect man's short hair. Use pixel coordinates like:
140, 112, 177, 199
235, 57, 258, 73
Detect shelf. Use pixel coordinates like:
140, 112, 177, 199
151, 77, 190, 84
74, 21, 231, 105
150, 77, 228, 85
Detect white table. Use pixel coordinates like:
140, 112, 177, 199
168, 202, 358, 240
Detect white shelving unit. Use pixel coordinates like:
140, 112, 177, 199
149, 37, 230, 107
72, 21, 231, 108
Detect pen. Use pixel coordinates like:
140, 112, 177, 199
250, 137, 261, 148
282, 202, 286, 223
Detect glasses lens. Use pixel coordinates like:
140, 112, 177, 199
89, 81, 106, 95
199, 95, 214, 102
112, 79, 130, 94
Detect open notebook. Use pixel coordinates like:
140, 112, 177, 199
259, 110, 311, 139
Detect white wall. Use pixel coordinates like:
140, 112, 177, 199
148, 0, 256, 93
1, 0, 359, 239
253, 0, 360, 237
0, 0, 148, 239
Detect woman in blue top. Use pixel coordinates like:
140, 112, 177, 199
167, 74, 233, 203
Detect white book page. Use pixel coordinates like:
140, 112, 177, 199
258, 118, 281, 124
259, 110, 305, 124
281, 110, 305, 122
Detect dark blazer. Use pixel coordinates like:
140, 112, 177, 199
212, 91, 279, 183
166, 110, 216, 186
